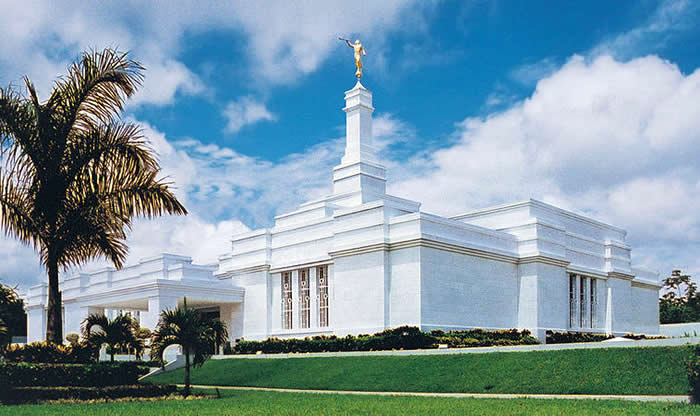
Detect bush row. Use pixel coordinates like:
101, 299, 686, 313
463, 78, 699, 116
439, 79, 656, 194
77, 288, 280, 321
545, 331, 614, 344
622, 333, 666, 340
688, 344, 700, 403
1, 341, 98, 363
0, 362, 150, 387
234, 326, 539, 354
430, 328, 539, 348
234, 326, 434, 354
0, 384, 177, 404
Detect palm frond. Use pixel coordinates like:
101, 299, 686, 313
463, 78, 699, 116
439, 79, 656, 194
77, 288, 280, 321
63, 122, 158, 184
0, 171, 40, 248
49, 49, 144, 136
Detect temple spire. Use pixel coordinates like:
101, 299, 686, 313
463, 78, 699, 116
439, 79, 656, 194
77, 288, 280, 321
332, 81, 387, 206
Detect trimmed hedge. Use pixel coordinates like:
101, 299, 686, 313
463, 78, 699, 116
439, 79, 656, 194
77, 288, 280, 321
622, 333, 666, 341
687, 344, 700, 403
546, 331, 613, 344
0, 384, 177, 404
1, 341, 97, 363
234, 326, 539, 354
430, 328, 539, 348
0, 362, 150, 388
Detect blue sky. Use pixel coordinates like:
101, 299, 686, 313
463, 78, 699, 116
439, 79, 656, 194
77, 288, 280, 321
1, 0, 700, 288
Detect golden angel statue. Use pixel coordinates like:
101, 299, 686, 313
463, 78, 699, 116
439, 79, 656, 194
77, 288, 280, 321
340, 38, 366, 78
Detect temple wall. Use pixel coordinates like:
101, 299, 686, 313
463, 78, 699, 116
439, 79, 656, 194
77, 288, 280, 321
419, 247, 519, 331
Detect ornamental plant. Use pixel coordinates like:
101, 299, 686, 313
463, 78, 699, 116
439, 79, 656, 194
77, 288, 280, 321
150, 298, 228, 396
688, 344, 700, 404
0, 48, 187, 344
82, 313, 141, 362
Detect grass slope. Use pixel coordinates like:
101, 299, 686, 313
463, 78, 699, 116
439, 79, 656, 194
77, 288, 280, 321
0, 389, 695, 416
148, 346, 694, 395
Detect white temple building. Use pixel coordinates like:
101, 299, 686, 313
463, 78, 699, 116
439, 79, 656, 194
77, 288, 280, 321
26, 81, 662, 343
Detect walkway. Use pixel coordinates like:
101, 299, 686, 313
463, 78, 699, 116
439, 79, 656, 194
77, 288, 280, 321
183, 385, 691, 403
211, 336, 700, 360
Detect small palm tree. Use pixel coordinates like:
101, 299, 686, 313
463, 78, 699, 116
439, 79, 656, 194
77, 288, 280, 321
0, 48, 187, 344
151, 299, 228, 396
81, 313, 138, 361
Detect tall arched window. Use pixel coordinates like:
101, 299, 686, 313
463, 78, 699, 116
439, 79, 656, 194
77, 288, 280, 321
317, 265, 329, 328
282, 272, 293, 330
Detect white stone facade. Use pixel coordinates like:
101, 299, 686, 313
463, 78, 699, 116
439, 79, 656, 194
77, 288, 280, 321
25, 81, 661, 343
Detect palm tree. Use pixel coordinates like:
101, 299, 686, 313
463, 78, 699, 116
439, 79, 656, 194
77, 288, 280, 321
0, 48, 187, 344
151, 299, 229, 396
82, 312, 138, 362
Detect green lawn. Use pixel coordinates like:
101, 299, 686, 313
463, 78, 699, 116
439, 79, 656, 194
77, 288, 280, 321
148, 346, 695, 395
0, 389, 695, 415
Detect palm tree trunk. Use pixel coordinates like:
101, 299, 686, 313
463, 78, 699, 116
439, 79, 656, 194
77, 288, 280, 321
45, 250, 63, 344
184, 345, 191, 397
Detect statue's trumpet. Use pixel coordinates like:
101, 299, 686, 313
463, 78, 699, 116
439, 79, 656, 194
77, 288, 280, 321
338, 37, 351, 42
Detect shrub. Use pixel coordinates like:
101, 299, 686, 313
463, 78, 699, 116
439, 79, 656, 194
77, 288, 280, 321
0, 362, 149, 387
0, 384, 177, 404
622, 333, 666, 340
1, 341, 98, 363
234, 326, 539, 354
65, 333, 80, 346
139, 359, 166, 368
687, 344, 700, 404
432, 328, 539, 348
546, 331, 613, 344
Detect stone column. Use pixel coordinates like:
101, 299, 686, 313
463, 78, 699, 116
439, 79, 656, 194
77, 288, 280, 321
26, 306, 47, 343
141, 296, 178, 330
327, 264, 334, 329
63, 304, 103, 337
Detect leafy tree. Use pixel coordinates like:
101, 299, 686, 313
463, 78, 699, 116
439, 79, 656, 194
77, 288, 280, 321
0, 283, 26, 338
81, 312, 139, 361
0, 317, 8, 349
151, 298, 228, 396
0, 49, 187, 344
659, 270, 700, 324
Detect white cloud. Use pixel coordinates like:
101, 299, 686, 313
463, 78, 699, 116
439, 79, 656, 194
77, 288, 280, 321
509, 57, 559, 86
129, 59, 205, 107
223, 97, 277, 134
389, 54, 700, 280
0, 0, 425, 102
591, 0, 699, 58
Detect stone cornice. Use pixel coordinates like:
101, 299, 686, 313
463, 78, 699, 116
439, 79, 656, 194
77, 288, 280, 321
71, 280, 245, 304
631, 279, 662, 289
607, 271, 635, 280
215, 264, 271, 279
269, 258, 333, 274
329, 238, 523, 264
519, 255, 570, 267
329, 242, 390, 259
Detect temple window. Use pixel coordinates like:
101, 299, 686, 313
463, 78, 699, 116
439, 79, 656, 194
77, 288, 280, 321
282, 271, 293, 329
569, 273, 598, 329
299, 269, 310, 329
317, 265, 329, 327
